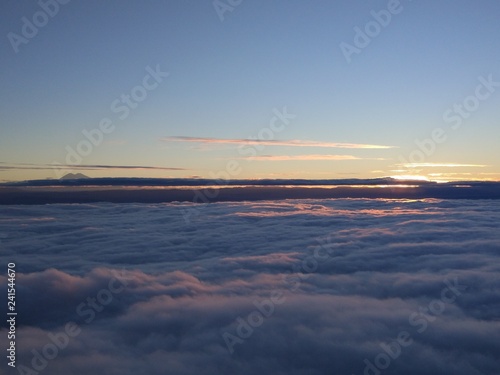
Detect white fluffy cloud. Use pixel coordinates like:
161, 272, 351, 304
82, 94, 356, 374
1, 199, 500, 374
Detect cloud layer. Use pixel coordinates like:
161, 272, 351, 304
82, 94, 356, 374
2, 179, 500, 204
1, 199, 500, 375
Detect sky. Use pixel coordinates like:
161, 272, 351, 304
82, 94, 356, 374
1, 0, 500, 182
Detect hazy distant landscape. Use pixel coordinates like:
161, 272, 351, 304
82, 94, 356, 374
2, 178, 500, 205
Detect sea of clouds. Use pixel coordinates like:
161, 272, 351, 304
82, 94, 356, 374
1, 199, 499, 375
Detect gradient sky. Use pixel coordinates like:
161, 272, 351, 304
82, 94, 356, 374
1, 0, 499, 182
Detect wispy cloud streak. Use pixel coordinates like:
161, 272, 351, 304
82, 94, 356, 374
163, 136, 397, 149
0, 162, 187, 171
400, 163, 488, 168
244, 155, 387, 161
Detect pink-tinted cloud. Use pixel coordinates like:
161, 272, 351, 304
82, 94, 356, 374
400, 162, 488, 168
163, 136, 397, 149
243, 154, 387, 161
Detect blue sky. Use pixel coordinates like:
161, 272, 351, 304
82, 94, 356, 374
1, 0, 499, 181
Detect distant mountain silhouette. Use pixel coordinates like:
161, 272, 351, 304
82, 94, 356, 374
60, 173, 90, 180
